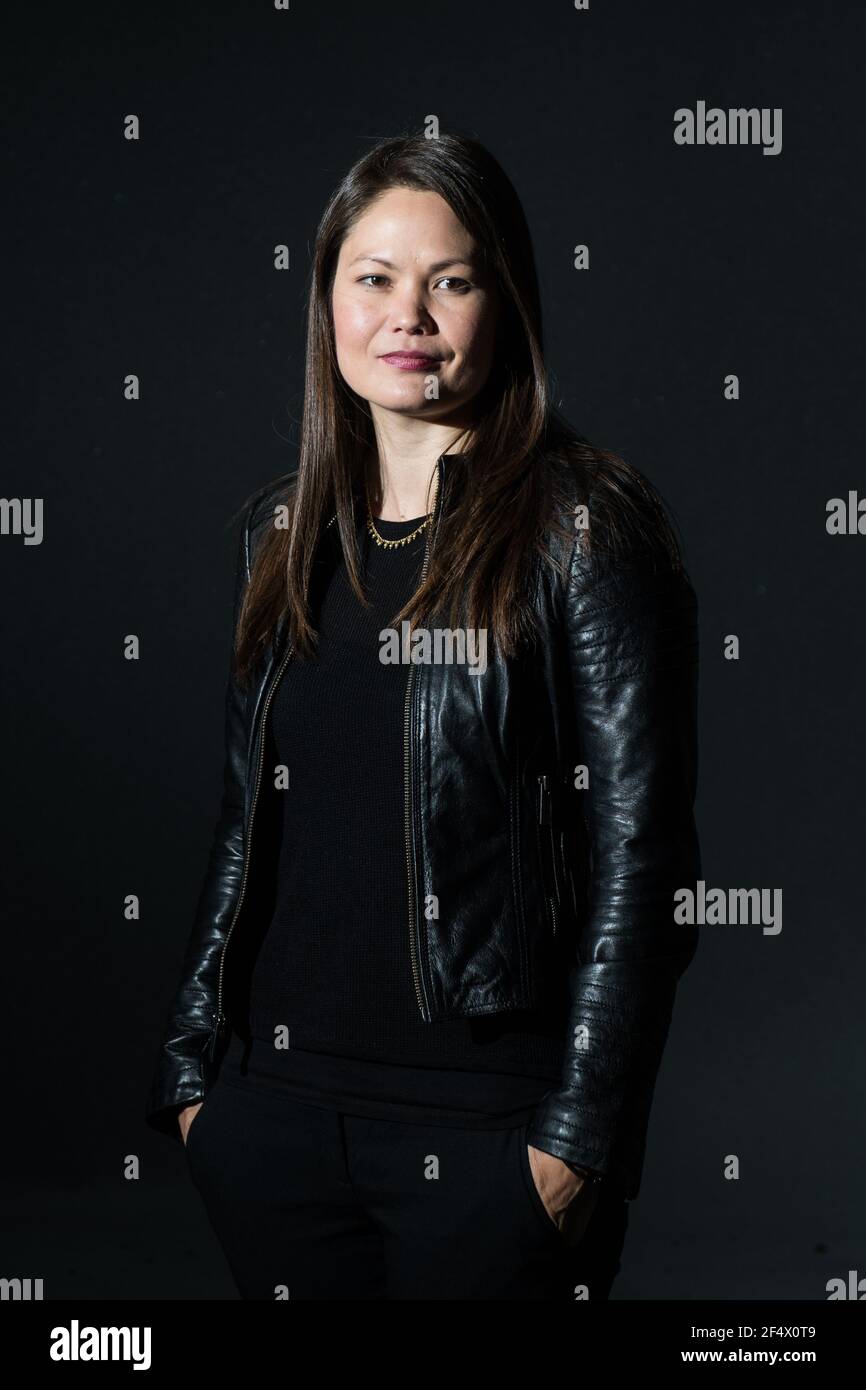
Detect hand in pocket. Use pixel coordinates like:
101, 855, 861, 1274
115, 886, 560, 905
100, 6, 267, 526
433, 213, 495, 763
527, 1144, 600, 1244
178, 1100, 204, 1146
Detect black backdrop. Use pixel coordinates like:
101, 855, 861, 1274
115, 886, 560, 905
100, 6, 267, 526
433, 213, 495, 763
3, 0, 864, 1301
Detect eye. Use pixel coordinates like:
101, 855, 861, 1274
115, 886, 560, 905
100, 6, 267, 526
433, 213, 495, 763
355, 273, 473, 292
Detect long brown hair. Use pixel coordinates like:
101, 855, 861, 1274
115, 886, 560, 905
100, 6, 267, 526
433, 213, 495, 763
233, 130, 684, 685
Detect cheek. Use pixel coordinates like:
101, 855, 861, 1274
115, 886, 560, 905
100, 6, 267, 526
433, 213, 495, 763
448, 305, 498, 379
332, 294, 378, 358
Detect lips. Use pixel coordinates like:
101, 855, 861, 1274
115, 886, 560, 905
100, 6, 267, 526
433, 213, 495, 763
379, 352, 443, 370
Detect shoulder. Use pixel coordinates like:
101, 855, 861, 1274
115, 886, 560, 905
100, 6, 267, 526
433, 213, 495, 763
237, 467, 299, 572
537, 443, 699, 669
540, 441, 690, 589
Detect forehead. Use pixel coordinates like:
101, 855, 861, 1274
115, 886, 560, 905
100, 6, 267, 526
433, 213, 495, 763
339, 189, 477, 262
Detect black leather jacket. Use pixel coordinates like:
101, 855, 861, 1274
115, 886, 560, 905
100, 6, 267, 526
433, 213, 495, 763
145, 450, 701, 1200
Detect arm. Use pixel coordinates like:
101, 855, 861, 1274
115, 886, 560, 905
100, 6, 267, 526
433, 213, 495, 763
526, 532, 701, 1201
143, 500, 256, 1141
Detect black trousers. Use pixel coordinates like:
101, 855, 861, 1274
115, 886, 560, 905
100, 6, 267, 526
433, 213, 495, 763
185, 1062, 630, 1301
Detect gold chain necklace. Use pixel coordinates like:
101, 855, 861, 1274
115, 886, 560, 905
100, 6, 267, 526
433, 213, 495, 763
365, 473, 439, 549
365, 506, 431, 549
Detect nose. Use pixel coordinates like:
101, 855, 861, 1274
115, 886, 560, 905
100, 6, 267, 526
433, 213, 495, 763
388, 280, 436, 334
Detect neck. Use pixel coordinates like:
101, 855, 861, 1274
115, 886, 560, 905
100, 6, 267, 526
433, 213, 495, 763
367, 413, 470, 520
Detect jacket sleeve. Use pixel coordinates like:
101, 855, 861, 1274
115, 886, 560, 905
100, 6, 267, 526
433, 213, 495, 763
143, 502, 255, 1142
525, 534, 701, 1200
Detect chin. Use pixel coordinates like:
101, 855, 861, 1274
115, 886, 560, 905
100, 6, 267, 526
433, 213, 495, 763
370, 391, 443, 413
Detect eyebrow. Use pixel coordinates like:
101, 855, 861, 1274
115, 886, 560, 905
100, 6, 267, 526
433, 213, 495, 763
347, 255, 477, 272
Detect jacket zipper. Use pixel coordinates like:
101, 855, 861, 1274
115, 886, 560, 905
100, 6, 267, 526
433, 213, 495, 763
536, 773, 559, 937
208, 511, 337, 1061
561, 827, 577, 916
404, 514, 434, 1017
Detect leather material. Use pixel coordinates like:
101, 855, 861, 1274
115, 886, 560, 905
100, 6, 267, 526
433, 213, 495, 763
144, 452, 701, 1200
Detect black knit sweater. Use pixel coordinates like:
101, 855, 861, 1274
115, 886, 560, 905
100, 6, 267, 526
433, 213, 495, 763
244, 508, 566, 1126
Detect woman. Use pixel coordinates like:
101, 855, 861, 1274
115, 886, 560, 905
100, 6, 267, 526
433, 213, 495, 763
145, 131, 701, 1301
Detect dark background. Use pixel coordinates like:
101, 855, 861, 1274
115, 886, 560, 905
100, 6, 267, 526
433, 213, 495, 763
2, 0, 863, 1299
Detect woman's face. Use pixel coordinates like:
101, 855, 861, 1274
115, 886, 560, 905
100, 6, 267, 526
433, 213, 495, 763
331, 187, 499, 422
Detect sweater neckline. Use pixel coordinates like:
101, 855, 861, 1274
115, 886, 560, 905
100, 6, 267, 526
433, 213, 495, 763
370, 513, 428, 534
